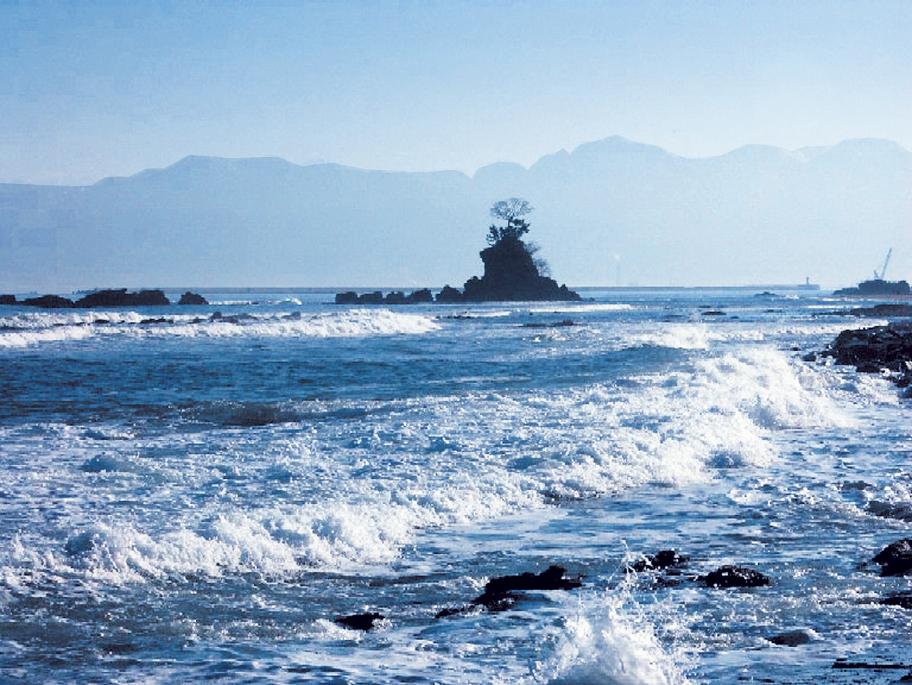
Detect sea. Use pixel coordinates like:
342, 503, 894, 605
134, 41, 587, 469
1, 288, 910, 684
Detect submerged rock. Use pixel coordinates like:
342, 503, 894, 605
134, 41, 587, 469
629, 549, 689, 573
872, 538, 912, 576
334, 612, 384, 631
767, 630, 814, 647
178, 291, 208, 305
702, 565, 771, 588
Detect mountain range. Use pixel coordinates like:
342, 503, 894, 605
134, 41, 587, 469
2, 136, 910, 291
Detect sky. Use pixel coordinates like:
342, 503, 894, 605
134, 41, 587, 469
2, 0, 911, 185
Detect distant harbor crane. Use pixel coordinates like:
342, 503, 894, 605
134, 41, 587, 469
874, 248, 892, 280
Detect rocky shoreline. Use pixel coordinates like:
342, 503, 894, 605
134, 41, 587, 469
819, 320, 912, 391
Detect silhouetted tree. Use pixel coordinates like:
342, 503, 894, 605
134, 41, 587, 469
486, 197, 533, 245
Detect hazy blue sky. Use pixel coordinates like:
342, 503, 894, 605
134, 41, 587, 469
2, 0, 910, 184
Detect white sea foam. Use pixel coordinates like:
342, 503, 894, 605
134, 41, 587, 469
522, 587, 692, 685
0, 345, 854, 586
527, 303, 635, 314
0, 309, 439, 348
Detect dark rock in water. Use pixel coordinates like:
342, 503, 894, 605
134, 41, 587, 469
880, 593, 912, 609
702, 565, 771, 588
0, 294, 15, 305
139, 317, 170, 325
767, 630, 814, 647
436, 565, 581, 619
872, 538, 912, 576
522, 319, 576, 329
406, 289, 434, 304
435, 285, 464, 303
866, 500, 912, 522
74, 288, 170, 308
178, 291, 208, 305
701, 310, 726, 316
824, 323, 912, 382
801, 352, 817, 362
461, 237, 580, 302
357, 291, 384, 305
334, 612, 384, 631
754, 291, 779, 298
21, 294, 75, 308
844, 303, 912, 318
834, 279, 912, 297
384, 291, 407, 305
832, 659, 910, 671
629, 550, 688, 573
481, 564, 582, 598
335, 291, 359, 305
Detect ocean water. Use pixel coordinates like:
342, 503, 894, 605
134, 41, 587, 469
1, 289, 910, 684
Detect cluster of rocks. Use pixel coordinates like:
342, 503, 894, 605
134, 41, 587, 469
834, 279, 911, 297
0, 289, 208, 308
819, 321, 912, 387
334, 289, 433, 305
335, 236, 580, 305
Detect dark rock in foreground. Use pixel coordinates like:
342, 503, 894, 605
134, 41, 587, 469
436, 565, 581, 619
521, 319, 576, 329
0, 294, 15, 305
823, 322, 912, 385
462, 237, 580, 302
334, 612, 384, 631
767, 630, 814, 647
74, 288, 170, 307
629, 549, 689, 573
178, 291, 208, 305
702, 565, 771, 588
872, 538, 912, 576
21, 294, 76, 308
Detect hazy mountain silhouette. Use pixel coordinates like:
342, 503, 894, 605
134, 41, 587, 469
2, 136, 910, 291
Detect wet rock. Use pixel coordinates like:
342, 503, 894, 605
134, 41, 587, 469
701, 310, 726, 316
521, 319, 576, 329
629, 550, 688, 573
435, 285, 464, 303
436, 565, 581, 619
178, 291, 208, 305
21, 294, 75, 308
334, 612, 384, 631
872, 538, 912, 576
768, 630, 813, 646
0, 294, 15, 305
845, 303, 912, 318
832, 659, 909, 671
139, 317, 169, 325
702, 565, 771, 588
880, 593, 912, 610
801, 352, 817, 362
334, 291, 359, 305
823, 323, 912, 386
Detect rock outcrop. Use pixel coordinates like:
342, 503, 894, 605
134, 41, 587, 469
178, 291, 208, 305
21, 294, 76, 308
872, 539, 912, 576
460, 237, 580, 302
334, 612, 385, 631
822, 322, 912, 387
0, 294, 15, 305
834, 279, 911, 297
74, 289, 170, 307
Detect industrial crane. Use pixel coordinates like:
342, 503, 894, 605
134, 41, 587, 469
874, 248, 892, 280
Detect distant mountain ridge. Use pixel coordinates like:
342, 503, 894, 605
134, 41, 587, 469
2, 136, 910, 291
